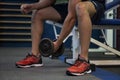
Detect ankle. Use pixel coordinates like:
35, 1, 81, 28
78, 55, 89, 62
31, 52, 41, 58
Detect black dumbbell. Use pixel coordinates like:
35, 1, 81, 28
39, 38, 65, 57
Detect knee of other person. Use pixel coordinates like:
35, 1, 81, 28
31, 10, 45, 22
75, 3, 87, 17
36, 10, 46, 17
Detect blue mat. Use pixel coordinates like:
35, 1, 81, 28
92, 68, 120, 80
59, 55, 120, 80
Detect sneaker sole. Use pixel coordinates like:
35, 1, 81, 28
66, 69, 92, 76
16, 64, 43, 68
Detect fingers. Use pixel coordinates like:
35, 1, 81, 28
20, 4, 26, 14
53, 41, 60, 53
20, 4, 31, 14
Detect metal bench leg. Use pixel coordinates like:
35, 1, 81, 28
91, 38, 120, 56
65, 27, 80, 64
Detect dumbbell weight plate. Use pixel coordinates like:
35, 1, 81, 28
39, 38, 54, 57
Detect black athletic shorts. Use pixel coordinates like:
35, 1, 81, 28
52, 1, 105, 24
52, 3, 68, 23
91, 0, 105, 23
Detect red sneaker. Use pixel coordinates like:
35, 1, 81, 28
66, 58, 91, 76
16, 53, 43, 68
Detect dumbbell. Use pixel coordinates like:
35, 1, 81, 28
39, 38, 65, 58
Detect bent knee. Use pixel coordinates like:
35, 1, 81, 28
31, 10, 45, 23
75, 2, 88, 17
32, 10, 46, 19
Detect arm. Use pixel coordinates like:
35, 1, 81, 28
56, 0, 80, 45
21, 0, 56, 14
30, 0, 56, 10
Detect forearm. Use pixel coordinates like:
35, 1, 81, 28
57, 14, 76, 45
30, 0, 56, 10
57, 0, 78, 45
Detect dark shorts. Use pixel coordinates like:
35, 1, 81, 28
91, 0, 105, 23
52, 1, 105, 24
52, 3, 68, 23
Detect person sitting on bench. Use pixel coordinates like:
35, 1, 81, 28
54, 0, 105, 76
16, 0, 105, 76
16, 0, 68, 68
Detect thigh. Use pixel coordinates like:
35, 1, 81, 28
89, 0, 105, 22
32, 6, 62, 22
82, 1, 97, 18
53, 3, 68, 23
81, 1, 105, 22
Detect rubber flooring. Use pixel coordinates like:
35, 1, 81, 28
0, 47, 120, 80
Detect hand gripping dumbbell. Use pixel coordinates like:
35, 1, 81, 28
39, 38, 65, 58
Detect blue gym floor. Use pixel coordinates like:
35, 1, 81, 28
0, 47, 120, 80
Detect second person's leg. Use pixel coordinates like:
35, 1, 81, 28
31, 7, 62, 57
16, 6, 62, 68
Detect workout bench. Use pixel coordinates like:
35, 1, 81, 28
45, 0, 120, 66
